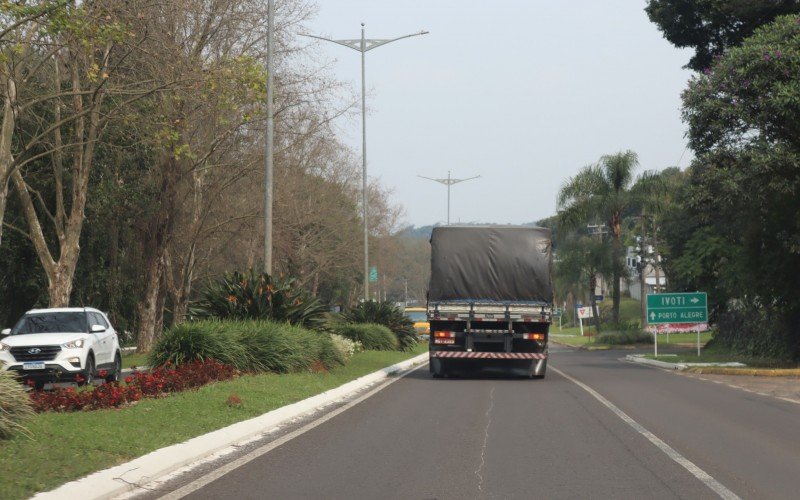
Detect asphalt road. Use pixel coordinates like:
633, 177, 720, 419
152, 346, 800, 500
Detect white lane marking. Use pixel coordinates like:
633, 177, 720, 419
551, 366, 741, 500
157, 363, 427, 500
474, 386, 495, 494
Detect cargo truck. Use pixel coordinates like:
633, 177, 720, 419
427, 226, 553, 378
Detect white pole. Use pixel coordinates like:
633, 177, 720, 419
654, 329, 658, 358
578, 315, 584, 337
697, 326, 701, 357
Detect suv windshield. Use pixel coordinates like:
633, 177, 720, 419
11, 312, 88, 335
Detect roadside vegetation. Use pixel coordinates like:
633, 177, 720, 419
0, 371, 33, 440
0, 345, 426, 500
548, 9, 800, 365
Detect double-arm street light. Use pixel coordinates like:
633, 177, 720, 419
418, 171, 480, 225
302, 24, 428, 301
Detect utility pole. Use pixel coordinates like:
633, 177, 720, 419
263, 0, 275, 274
638, 213, 647, 329
418, 171, 480, 224
301, 25, 428, 300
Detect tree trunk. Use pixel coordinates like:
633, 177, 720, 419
136, 154, 178, 351
137, 250, 164, 352
610, 214, 622, 324
0, 179, 8, 248
0, 72, 17, 249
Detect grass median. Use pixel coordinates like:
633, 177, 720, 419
0, 343, 427, 500
552, 329, 712, 349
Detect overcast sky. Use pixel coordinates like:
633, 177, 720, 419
303, 0, 694, 228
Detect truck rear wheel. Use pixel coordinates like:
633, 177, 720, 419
430, 357, 448, 378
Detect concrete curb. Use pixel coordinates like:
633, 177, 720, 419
626, 354, 684, 370
625, 354, 746, 370
33, 352, 429, 500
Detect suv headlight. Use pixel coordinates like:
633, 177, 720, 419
0, 342, 9, 352
62, 339, 85, 349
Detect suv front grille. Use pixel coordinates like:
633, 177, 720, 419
10, 345, 61, 362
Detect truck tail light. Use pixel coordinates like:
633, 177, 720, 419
434, 331, 454, 338
523, 333, 545, 341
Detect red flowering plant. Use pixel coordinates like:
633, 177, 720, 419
29, 359, 236, 412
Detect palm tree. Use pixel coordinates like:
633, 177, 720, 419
558, 151, 662, 323
555, 229, 613, 332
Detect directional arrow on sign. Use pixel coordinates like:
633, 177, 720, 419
650, 312, 656, 321
690, 297, 700, 304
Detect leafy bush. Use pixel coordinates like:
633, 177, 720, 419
234, 321, 344, 373
191, 270, 328, 330
335, 323, 398, 351
29, 360, 236, 412
596, 330, 653, 345
150, 320, 345, 374
330, 334, 362, 361
0, 371, 33, 439
148, 322, 252, 370
342, 301, 418, 350
713, 304, 799, 361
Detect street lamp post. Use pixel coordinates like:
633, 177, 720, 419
264, 0, 275, 275
418, 171, 480, 225
302, 24, 428, 301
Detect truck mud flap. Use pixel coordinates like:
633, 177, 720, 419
430, 352, 547, 360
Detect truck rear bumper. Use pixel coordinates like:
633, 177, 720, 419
430, 351, 547, 360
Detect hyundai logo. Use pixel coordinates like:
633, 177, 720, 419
28, 348, 42, 355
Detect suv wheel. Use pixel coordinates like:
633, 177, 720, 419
105, 353, 121, 383
80, 355, 95, 386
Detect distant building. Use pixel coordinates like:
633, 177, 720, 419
624, 246, 666, 300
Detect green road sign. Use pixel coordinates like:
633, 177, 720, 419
369, 266, 378, 283
646, 292, 708, 324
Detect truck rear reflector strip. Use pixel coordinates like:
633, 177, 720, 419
431, 352, 547, 360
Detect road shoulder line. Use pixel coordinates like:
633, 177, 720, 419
551, 365, 740, 500
157, 362, 427, 500
32, 352, 429, 500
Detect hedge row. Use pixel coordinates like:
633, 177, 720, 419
333, 323, 398, 351
148, 320, 346, 373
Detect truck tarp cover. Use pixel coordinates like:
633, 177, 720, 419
429, 226, 553, 303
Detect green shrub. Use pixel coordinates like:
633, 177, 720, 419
190, 270, 328, 330
148, 322, 252, 370
596, 330, 653, 345
330, 334, 362, 361
714, 304, 799, 361
335, 323, 398, 351
342, 301, 418, 350
0, 371, 33, 440
235, 321, 344, 373
149, 320, 345, 373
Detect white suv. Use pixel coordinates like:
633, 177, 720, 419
0, 307, 122, 389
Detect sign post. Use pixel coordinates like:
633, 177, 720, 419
576, 306, 594, 337
646, 292, 708, 358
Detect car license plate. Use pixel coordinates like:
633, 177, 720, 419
434, 338, 455, 345
23, 362, 45, 370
